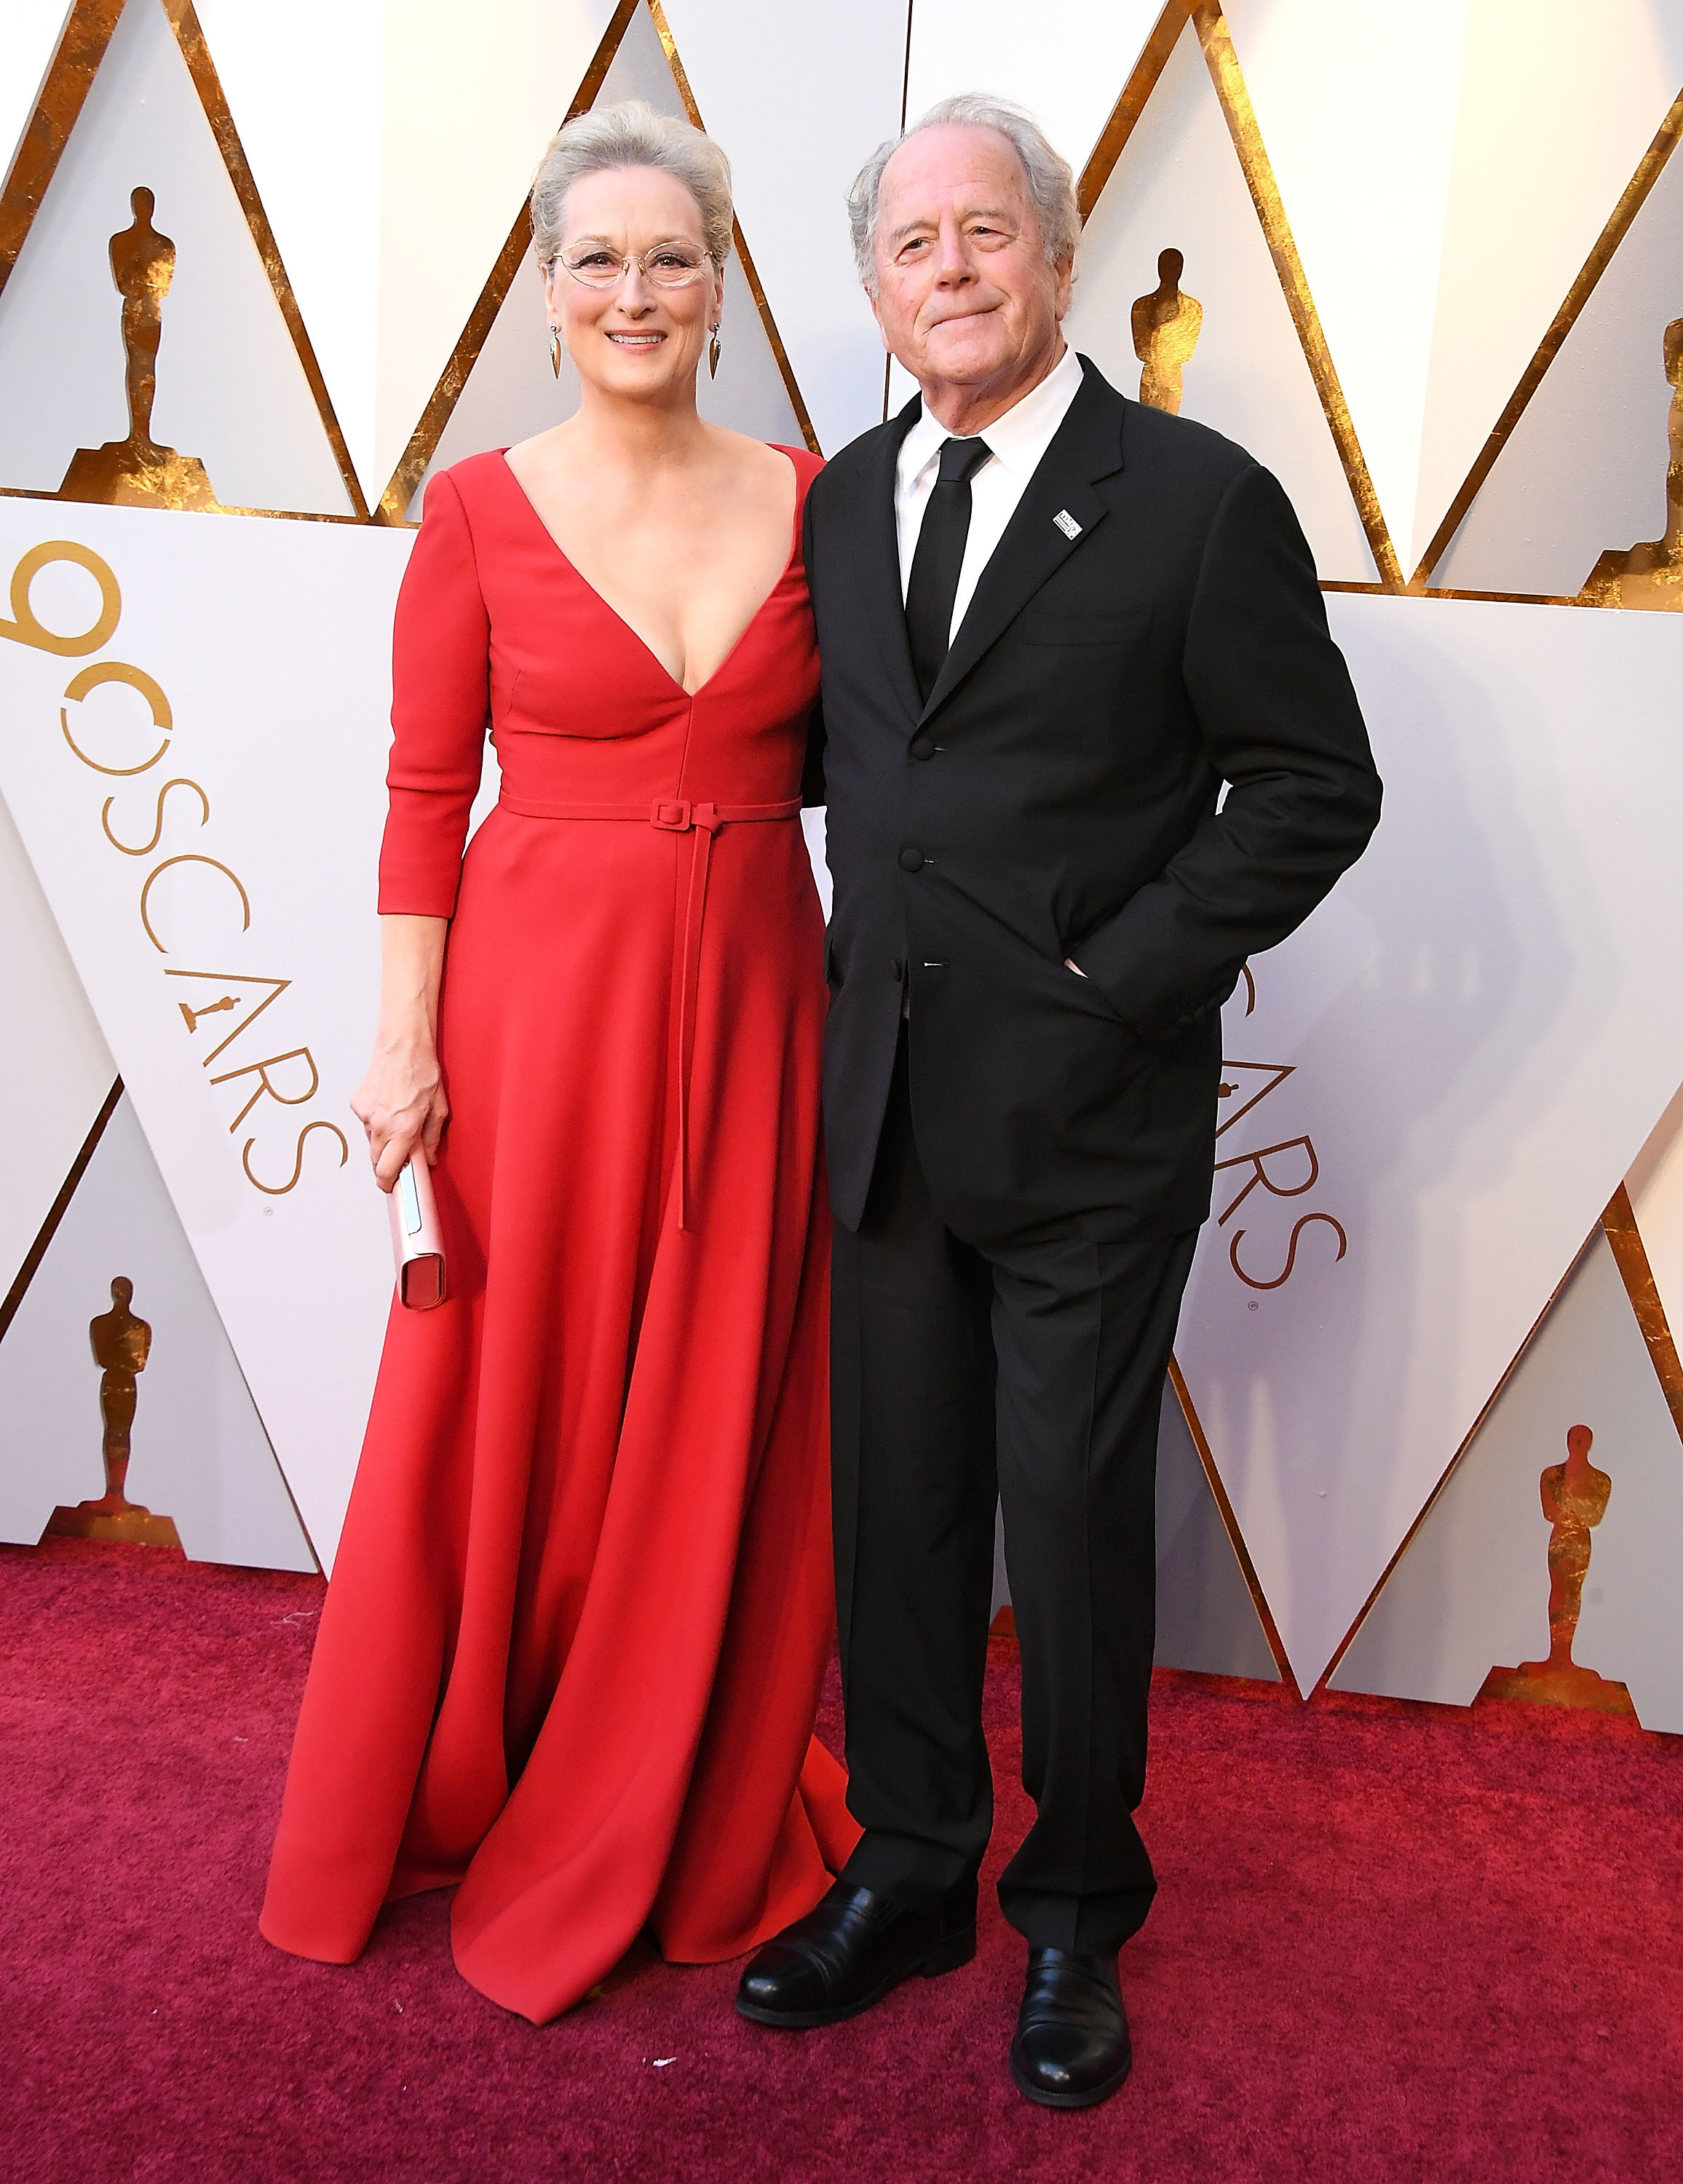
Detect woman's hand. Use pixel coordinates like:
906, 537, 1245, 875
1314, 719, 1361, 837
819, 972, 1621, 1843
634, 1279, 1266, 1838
352, 1033, 448, 1190
355, 913, 451, 1190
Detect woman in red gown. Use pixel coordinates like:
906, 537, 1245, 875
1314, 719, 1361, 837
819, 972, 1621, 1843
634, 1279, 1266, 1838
260, 100, 856, 2023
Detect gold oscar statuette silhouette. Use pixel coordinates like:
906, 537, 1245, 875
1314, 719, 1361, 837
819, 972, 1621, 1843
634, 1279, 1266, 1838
1477, 1423, 1634, 1716
41, 1277, 183, 1549
178, 994, 238, 1033
1132, 248, 1203, 416
1578, 316, 1683, 610
58, 186, 218, 512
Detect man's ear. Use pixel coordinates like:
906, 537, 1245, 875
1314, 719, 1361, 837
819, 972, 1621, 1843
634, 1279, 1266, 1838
1052, 254, 1074, 323
866, 282, 888, 344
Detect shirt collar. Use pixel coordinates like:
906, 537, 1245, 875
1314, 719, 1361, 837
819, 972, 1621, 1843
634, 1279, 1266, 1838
900, 343, 1085, 488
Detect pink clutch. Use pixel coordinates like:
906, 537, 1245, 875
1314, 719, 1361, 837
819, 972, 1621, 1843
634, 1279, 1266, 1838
387, 1156, 446, 1309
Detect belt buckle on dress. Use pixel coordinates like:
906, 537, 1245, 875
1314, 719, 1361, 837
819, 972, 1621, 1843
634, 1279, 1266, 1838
651, 798, 693, 832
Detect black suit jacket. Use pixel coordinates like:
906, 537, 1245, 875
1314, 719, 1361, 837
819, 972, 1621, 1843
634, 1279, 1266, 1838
806, 357, 1382, 1243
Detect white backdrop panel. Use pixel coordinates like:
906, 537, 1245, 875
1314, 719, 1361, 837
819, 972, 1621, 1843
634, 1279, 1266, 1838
1065, 17, 1377, 584
1224, 0, 1470, 575
413, 232, 561, 496
1331, 1231, 1683, 1734
0, 793, 114, 1299
660, 0, 906, 454
1414, 0, 1683, 576
196, 0, 623, 507
0, 501, 413, 1565
1628, 1085, 1683, 1356
1179, 592, 1683, 1688
191, 0, 383, 498
1153, 1384, 1281, 1682
0, 1091, 316, 1573
371, 0, 627, 502
0, 1, 71, 196
903, 0, 1162, 178
1430, 132, 1683, 598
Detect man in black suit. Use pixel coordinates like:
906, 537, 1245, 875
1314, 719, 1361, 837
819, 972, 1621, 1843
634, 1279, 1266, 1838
737, 95, 1381, 2106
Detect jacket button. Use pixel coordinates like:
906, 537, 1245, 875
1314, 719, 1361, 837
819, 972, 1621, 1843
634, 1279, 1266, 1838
898, 847, 924, 873
909, 735, 935, 761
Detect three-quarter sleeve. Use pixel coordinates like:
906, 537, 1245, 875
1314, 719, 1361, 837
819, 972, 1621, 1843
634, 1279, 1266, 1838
376, 470, 491, 917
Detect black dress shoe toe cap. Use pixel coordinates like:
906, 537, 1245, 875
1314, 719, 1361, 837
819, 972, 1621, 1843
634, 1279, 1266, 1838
736, 1880, 976, 2027
736, 1942, 828, 2016
1010, 1949, 1132, 2109
1011, 2018, 1133, 2101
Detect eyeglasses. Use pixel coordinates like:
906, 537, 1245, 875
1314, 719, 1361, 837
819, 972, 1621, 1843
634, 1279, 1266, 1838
555, 243, 716, 290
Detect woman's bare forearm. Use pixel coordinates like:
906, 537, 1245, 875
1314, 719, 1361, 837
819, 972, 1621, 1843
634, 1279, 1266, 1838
373, 914, 448, 1048
351, 914, 451, 1184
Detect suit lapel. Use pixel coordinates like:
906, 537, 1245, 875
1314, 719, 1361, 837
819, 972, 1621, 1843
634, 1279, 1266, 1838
921, 361, 1128, 724
847, 395, 923, 727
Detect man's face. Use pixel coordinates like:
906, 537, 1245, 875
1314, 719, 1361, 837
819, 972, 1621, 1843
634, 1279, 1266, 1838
869, 125, 1069, 403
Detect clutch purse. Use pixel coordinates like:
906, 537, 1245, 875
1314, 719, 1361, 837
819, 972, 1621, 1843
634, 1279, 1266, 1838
387, 1155, 446, 1310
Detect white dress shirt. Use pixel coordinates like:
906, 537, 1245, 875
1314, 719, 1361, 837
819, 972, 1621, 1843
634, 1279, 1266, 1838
894, 342, 1085, 644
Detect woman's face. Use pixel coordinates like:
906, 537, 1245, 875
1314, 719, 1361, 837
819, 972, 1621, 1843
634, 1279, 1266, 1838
544, 165, 722, 405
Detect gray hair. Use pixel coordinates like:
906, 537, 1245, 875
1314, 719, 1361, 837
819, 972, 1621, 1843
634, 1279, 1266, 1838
847, 93, 1078, 292
531, 98, 733, 267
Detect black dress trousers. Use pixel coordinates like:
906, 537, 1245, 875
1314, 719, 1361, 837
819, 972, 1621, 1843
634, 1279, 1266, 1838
831, 1031, 1199, 1955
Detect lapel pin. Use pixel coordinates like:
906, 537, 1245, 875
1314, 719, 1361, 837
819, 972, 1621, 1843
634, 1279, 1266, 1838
1053, 509, 1082, 539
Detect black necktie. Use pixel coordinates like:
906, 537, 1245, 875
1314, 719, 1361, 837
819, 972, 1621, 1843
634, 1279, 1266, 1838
904, 435, 991, 703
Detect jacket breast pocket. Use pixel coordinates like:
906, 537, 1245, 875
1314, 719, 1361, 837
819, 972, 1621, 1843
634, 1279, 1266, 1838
1018, 606, 1152, 648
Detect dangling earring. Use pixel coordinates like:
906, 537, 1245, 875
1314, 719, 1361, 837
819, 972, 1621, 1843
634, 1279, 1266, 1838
708, 324, 721, 380
548, 324, 563, 379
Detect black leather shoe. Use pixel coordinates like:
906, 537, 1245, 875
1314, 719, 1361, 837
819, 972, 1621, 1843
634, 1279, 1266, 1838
736, 1880, 976, 2028
1009, 1948, 1132, 2108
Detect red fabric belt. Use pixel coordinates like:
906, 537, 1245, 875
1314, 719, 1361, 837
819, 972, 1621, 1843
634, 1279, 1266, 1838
496, 792, 803, 1230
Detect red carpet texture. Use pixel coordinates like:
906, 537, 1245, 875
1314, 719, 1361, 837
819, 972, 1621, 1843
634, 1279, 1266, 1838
2, 1538, 1680, 2184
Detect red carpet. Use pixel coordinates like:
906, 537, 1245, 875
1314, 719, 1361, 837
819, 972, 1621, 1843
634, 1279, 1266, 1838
2, 1538, 1679, 2183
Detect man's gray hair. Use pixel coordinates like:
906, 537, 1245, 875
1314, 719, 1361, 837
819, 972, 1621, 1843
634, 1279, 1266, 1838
847, 93, 1079, 292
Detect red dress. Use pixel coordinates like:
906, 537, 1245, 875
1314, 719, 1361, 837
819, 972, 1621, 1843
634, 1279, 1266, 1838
260, 446, 857, 2023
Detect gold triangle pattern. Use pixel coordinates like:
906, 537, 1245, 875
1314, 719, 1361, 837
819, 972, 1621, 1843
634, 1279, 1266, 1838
1077, 1, 1198, 220
0, 1075, 123, 1347
1316, 1178, 1683, 1697
1166, 1358, 1296, 1687
164, 1, 366, 518
1074, 2, 1401, 587
1411, 87, 1683, 596
0, 1, 1665, 585
646, 0, 817, 456
374, 0, 818, 526
0, 0, 125, 301
1594, 1185, 1683, 1445
1190, 7, 1400, 589
0, 0, 368, 521
371, 0, 637, 526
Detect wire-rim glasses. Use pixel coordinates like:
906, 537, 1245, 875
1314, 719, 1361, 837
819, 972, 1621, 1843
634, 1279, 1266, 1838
554, 242, 717, 291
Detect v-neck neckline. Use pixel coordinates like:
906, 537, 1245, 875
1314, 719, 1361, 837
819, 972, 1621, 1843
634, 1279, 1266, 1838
498, 446, 801, 700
